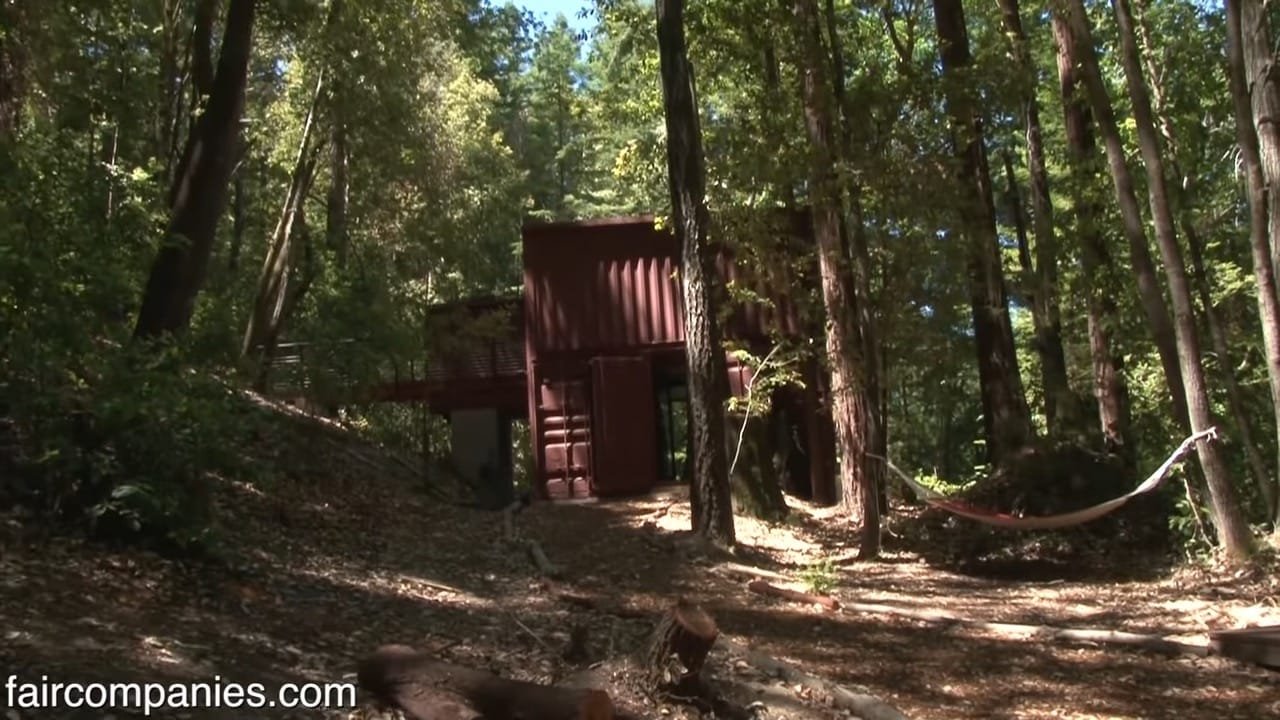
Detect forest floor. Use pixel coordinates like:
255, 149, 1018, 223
2, 405, 1279, 719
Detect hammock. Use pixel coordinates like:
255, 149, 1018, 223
870, 427, 1216, 530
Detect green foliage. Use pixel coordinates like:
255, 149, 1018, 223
1168, 485, 1215, 560
798, 556, 839, 595
1, 336, 255, 552
909, 470, 979, 498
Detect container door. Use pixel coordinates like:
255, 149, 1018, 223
537, 377, 592, 498
590, 355, 657, 496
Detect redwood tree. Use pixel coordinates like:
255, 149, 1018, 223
656, 0, 735, 544
1227, 0, 1280, 525
1236, 0, 1280, 523
794, 0, 880, 557
1050, 10, 1134, 463
134, 0, 257, 340
1054, 0, 1188, 429
933, 0, 1036, 465
996, 0, 1076, 435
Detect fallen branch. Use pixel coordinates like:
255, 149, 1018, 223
528, 539, 563, 578
643, 500, 679, 521
713, 562, 791, 583
746, 580, 840, 611
839, 600, 1208, 656
417, 578, 467, 596
719, 638, 909, 720
511, 614, 556, 655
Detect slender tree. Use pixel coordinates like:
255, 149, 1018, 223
0, 0, 27, 141
794, 0, 880, 556
1227, 0, 1280, 525
134, 0, 258, 340
1108, 0, 1252, 561
1236, 0, 1280, 520
1053, 0, 1188, 429
1128, 0, 1274, 516
823, 0, 887, 517
1049, 10, 1134, 463
242, 70, 326, 382
656, 0, 735, 544
996, 0, 1076, 435
1240, 0, 1280, 281
934, 0, 1036, 465
326, 0, 351, 268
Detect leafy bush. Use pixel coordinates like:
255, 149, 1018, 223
799, 557, 839, 595
1, 339, 256, 553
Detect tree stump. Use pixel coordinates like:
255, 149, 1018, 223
644, 599, 719, 689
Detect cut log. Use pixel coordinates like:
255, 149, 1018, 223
746, 579, 840, 611
719, 638, 910, 720
357, 644, 614, 720
645, 599, 719, 688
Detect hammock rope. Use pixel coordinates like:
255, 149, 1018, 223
869, 427, 1216, 530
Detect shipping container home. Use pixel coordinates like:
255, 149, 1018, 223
393, 215, 832, 503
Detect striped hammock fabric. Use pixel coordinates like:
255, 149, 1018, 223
870, 427, 1216, 531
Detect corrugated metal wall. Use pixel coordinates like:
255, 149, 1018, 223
524, 219, 686, 354
523, 217, 802, 355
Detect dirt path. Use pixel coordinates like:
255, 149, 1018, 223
2, 465, 1278, 719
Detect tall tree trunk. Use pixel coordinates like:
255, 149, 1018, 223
1050, 11, 1134, 464
761, 35, 796, 208
1227, 0, 1280, 526
242, 71, 326, 368
1109, 0, 1253, 561
1054, 0, 1188, 429
0, 0, 27, 141
325, 0, 351, 269
1186, 206, 1276, 521
167, 0, 218, 205
933, 0, 1036, 465
794, 0, 879, 557
157, 0, 179, 157
328, 121, 349, 267
1004, 152, 1035, 289
996, 0, 1075, 435
230, 151, 246, 273
1132, 0, 1273, 520
1237, 0, 1280, 522
656, 0, 735, 544
822, 0, 886, 541
1240, 0, 1280, 282
134, 0, 257, 340
254, 204, 317, 392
